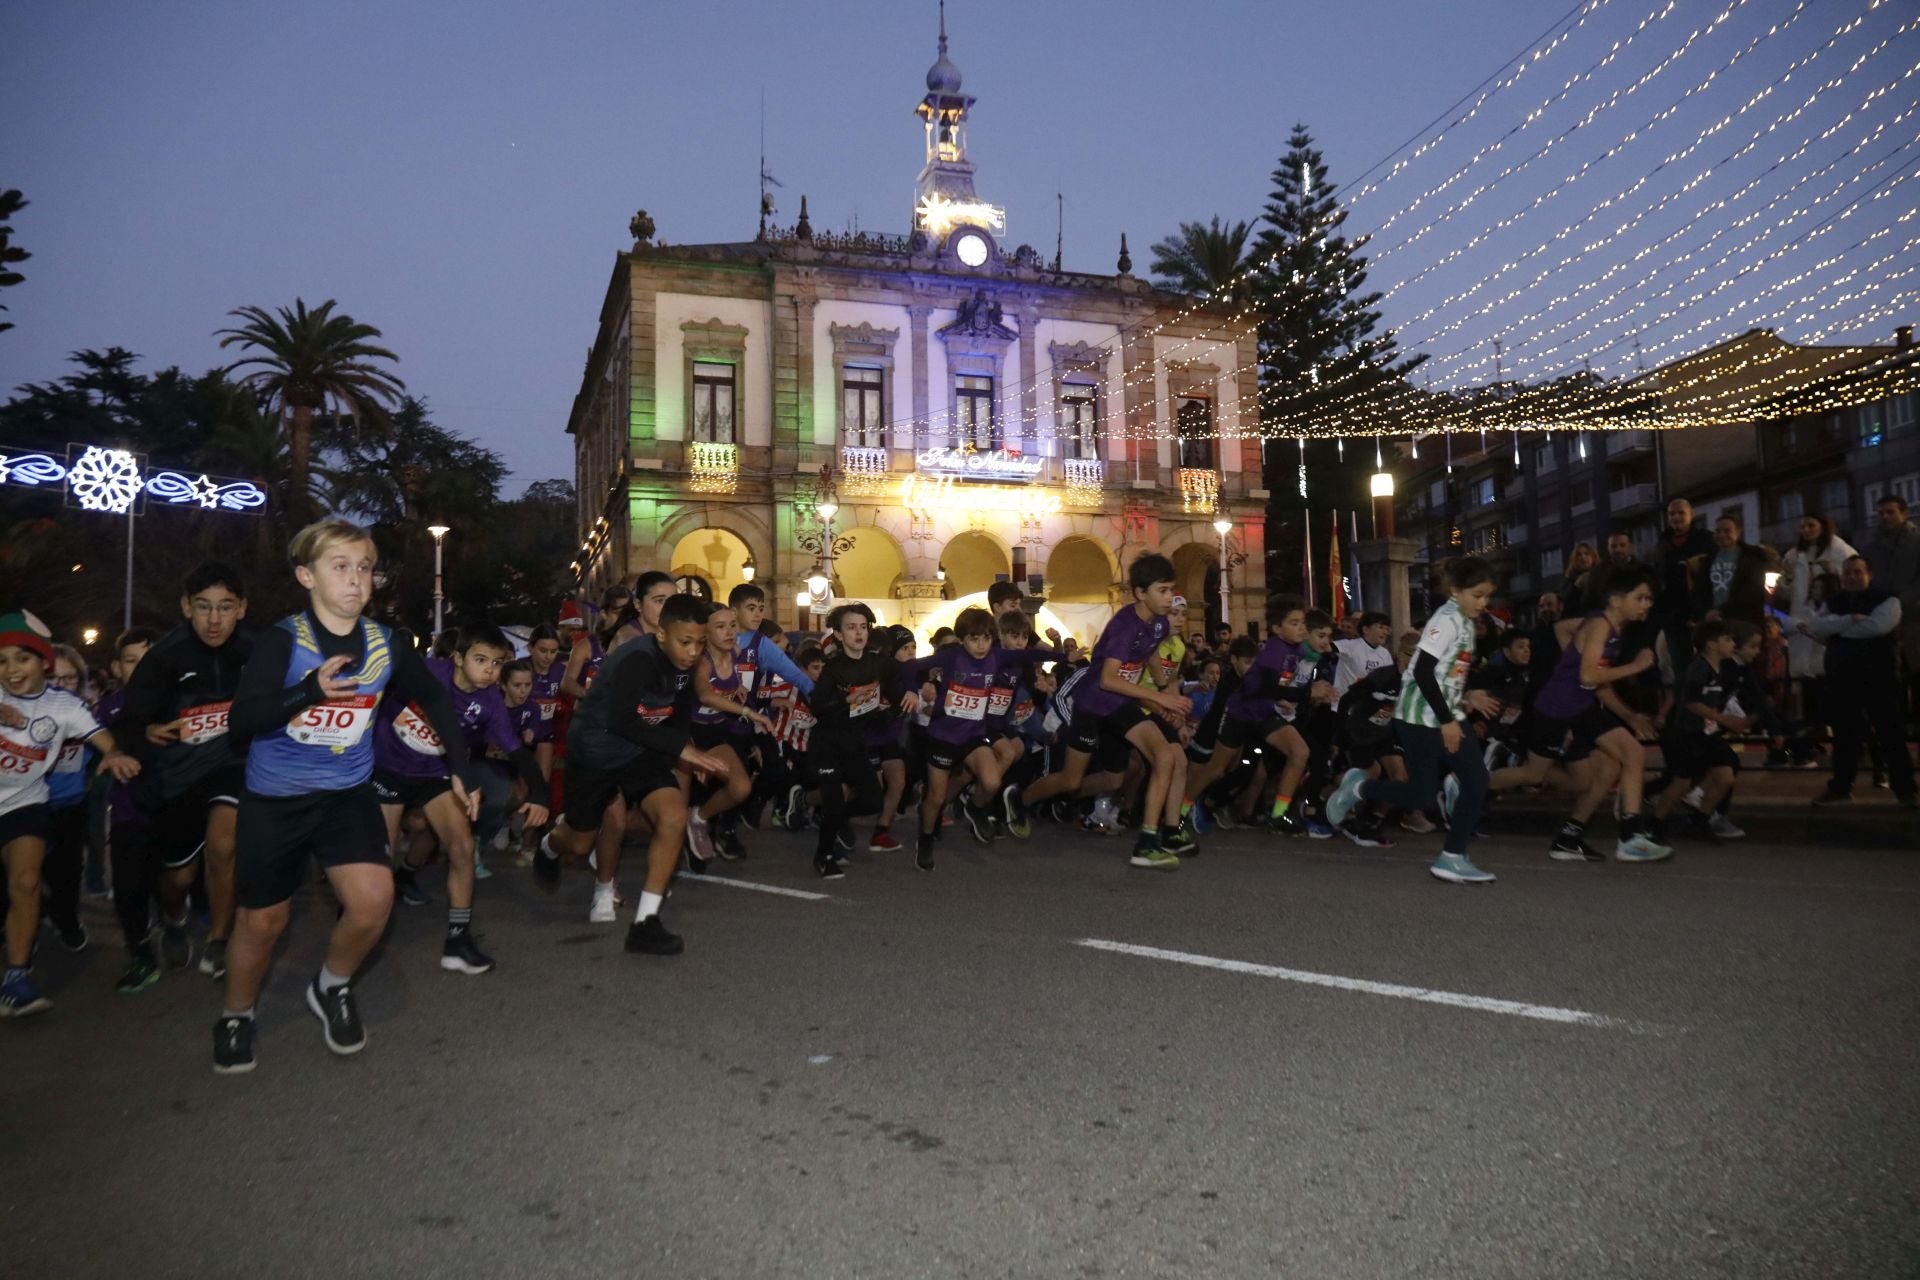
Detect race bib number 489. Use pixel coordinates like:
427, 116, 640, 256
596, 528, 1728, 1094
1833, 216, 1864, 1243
288, 695, 377, 752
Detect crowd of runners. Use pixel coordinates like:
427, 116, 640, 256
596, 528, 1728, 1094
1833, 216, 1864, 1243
0, 500, 1914, 1072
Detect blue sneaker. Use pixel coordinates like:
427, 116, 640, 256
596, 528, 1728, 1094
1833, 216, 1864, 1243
1440, 774, 1461, 824
1429, 852, 1496, 884
1614, 833, 1674, 863
1326, 768, 1369, 827
1187, 801, 1212, 836
1304, 818, 1334, 839
0, 971, 52, 1018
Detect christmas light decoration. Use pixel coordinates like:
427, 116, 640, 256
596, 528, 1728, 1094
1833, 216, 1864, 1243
0, 446, 269, 513
688, 441, 739, 494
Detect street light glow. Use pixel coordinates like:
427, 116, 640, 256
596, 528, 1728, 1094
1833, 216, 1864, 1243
1213, 518, 1233, 536
428, 524, 451, 540
1370, 472, 1395, 498
816, 501, 838, 523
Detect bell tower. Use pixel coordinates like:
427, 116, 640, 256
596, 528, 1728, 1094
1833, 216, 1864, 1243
913, 1, 1004, 249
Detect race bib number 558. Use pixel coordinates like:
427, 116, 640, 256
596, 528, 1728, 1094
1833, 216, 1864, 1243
288, 695, 377, 752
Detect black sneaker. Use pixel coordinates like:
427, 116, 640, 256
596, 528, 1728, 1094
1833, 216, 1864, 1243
625, 914, 684, 956
160, 922, 193, 970
1810, 788, 1852, 806
212, 1015, 256, 1075
961, 803, 993, 845
915, 837, 936, 872
715, 825, 748, 861
1548, 833, 1604, 862
394, 866, 429, 907
1161, 826, 1200, 858
813, 852, 846, 881
305, 978, 367, 1056
834, 824, 855, 853
198, 938, 228, 980
533, 834, 563, 888
440, 931, 496, 975
741, 796, 767, 831
116, 949, 162, 995
1265, 809, 1306, 837
48, 916, 88, 952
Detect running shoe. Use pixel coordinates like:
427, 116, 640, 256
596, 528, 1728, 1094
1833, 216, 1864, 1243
1162, 825, 1200, 858
1615, 833, 1674, 863
1439, 774, 1461, 825
1186, 801, 1213, 836
1128, 832, 1179, 871
715, 825, 747, 861
394, 865, 429, 907
1000, 785, 1032, 838
625, 915, 684, 956
116, 950, 162, 995
741, 796, 767, 831
161, 920, 194, 970
1048, 798, 1078, 826
915, 837, 936, 872
1810, 787, 1851, 806
1707, 813, 1746, 839
813, 852, 846, 880
198, 939, 228, 980
1325, 768, 1369, 828
1683, 785, 1706, 811
1265, 809, 1306, 838
441, 931, 496, 975
48, 915, 88, 952
961, 803, 994, 845
1339, 820, 1388, 848
533, 834, 563, 888
784, 784, 805, 827
834, 825, 856, 853
212, 1016, 256, 1074
0, 971, 51, 1018
869, 830, 903, 853
472, 855, 494, 881
1399, 810, 1437, 834
1303, 818, 1334, 840
1548, 834, 1603, 862
1429, 852, 1496, 884
305, 978, 366, 1055
1211, 805, 1239, 831
686, 810, 716, 863
1086, 795, 1121, 833
588, 881, 619, 923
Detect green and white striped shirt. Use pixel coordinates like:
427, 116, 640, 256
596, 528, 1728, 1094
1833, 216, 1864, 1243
1394, 599, 1475, 728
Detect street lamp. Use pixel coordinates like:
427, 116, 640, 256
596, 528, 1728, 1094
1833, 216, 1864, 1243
741, 555, 757, 584
1213, 518, 1234, 627
427, 524, 451, 635
1369, 471, 1395, 539
82, 627, 99, 647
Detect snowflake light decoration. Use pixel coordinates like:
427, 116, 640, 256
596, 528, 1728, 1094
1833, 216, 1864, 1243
68, 446, 145, 513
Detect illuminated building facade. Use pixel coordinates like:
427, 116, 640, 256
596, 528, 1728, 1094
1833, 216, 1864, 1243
567, 19, 1264, 640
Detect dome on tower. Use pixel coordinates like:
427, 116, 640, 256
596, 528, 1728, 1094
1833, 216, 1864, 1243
926, 50, 962, 94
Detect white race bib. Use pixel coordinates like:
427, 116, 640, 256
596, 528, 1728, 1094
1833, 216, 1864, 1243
288, 695, 378, 749
392, 704, 445, 756
180, 701, 231, 746
946, 687, 988, 721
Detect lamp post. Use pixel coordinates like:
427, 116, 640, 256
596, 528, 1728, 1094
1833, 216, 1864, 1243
741, 555, 757, 584
427, 524, 451, 636
1213, 518, 1234, 628
795, 498, 854, 620
1369, 471, 1395, 539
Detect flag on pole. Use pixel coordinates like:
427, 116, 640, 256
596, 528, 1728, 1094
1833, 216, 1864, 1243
1328, 510, 1346, 622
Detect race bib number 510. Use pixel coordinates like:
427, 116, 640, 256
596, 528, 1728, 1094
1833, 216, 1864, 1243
288, 695, 378, 752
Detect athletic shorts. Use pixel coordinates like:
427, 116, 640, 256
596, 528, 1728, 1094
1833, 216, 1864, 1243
1527, 703, 1620, 763
1342, 740, 1402, 771
689, 721, 739, 752
1663, 733, 1738, 780
561, 755, 681, 831
865, 738, 905, 770
811, 742, 874, 790
1067, 703, 1175, 774
1216, 712, 1300, 752
234, 786, 388, 909
370, 768, 452, 813
149, 766, 245, 869
926, 735, 993, 772
0, 803, 50, 849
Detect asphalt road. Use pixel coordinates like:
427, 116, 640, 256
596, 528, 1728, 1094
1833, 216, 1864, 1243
4, 817, 1917, 1280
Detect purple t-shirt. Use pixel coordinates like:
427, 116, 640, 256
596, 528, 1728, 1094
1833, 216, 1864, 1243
373, 658, 520, 778
923, 646, 1057, 743
1226, 636, 1309, 723
1075, 608, 1171, 717
525, 661, 564, 744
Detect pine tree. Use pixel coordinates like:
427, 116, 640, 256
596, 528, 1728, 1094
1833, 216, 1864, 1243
1251, 125, 1425, 593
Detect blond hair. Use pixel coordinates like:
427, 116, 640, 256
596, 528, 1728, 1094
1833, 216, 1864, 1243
289, 517, 376, 568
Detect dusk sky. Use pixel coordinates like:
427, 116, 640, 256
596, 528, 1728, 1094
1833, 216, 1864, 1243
5, 0, 1912, 489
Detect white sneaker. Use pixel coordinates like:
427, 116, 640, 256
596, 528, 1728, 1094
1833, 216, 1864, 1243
1088, 796, 1120, 833
472, 855, 493, 881
588, 881, 618, 923
1683, 785, 1706, 811
1615, 833, 1674, 863
1707, 812, 1745, 839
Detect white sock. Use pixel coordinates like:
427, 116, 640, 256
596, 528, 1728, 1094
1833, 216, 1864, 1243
317, 966, 350, 993
635, 891, 663, 923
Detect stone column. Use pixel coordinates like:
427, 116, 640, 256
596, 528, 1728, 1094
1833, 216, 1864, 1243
908, 303, 932, 457
1351, 536, 1422, 636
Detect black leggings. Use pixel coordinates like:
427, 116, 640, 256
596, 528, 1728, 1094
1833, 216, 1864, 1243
815, 749, 883, 858
41, 804, 87, 931
110, 822, 158, 948
1363, 722, 1488, 856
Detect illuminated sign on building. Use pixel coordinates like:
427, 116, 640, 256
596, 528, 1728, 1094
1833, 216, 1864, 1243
899, 473, 1061, 516
915, 193, 1006, 237
915, 446, 1044, 482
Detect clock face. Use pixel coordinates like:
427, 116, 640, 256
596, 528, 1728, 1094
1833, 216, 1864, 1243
954, 231, 989, 267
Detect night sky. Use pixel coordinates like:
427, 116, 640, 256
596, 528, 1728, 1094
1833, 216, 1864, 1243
5, 0, 1912, 487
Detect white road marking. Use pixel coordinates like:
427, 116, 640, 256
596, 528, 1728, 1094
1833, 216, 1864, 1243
680, 873, 831, 902
1076, 938, 1630, 1029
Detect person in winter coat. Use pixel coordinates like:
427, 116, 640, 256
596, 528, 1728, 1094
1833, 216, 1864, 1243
1780, 513, 1857, 685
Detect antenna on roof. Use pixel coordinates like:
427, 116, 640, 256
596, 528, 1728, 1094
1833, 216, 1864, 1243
1054, 192, 1063, 272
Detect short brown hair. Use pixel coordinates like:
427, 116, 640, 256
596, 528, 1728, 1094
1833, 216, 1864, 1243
289, 517, 375, 568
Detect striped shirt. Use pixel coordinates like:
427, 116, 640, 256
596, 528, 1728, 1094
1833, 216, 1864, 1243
1394, 600, 1475, 727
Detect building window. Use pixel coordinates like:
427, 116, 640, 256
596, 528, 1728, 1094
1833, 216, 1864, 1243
1468, 476, 1498, 506
1896, 472, 1920, 508
1060, 382, 1099, 460
1429, 479, 1447, 509
1859, 404, 1885, 447
1891, 392, 1916, 432
954, 375, 996, 450
1774, 490, 1804, 522
1176, 396, 1214, 469
691, 362, 735, 444
1539, 547, 1565, 579
1821, 478, 1850, 515
1533, 443, 1556, 475
842, 366, 885, 448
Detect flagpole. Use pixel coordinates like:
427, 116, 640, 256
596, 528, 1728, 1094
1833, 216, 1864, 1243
1350, 508, 1363, 610
1303, 509, 1315, 608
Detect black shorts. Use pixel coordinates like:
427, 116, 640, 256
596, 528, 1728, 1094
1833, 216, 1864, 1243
926, 735, 993, 772
1527, 703, 1621, 763
1067, 703, 1170, 773
689, 721, 741, 753
0, 803, 50, 849
149, 766, 245, 869
811, 742, 873, 789
1663, 733, 1738, 780
866, 737, 905, 770
234, 786, 388, 909
1343, 740, 1402, 771
1217, 712, 1300, 752
370, 768, 452, 812
561, 755, 681, 831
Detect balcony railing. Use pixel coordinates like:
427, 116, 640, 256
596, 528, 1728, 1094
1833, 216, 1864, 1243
688, 442, 738, 494
1063, 457, 1104, 506
840, 445, 891, 497
1605, 429, 1655, 457
1177, 468, 1219, 514
1609, 481, 1660, 514
1504, 522, 1530, 546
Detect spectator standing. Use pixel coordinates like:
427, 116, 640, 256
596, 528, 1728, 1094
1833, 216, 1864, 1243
1858, 495, 1920, 732
1693, 513, 1771, 626
1780, 514, 1856, 714
1560, 542, 1599, 615
1656, 498, 1717, 672
1803, 556, 1915, 807
1528, 591, 1565, 689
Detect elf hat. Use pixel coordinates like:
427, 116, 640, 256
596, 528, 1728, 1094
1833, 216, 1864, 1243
0, 609, 55, 663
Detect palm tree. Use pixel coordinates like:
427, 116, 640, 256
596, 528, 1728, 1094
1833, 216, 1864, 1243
1148, 216, 1255, 303
216, 299, 404, 513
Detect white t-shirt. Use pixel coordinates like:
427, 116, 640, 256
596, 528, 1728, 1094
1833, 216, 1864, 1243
1332, 637, 1394, 697
1395, 601, 1475, 728
0, 686, 106, 817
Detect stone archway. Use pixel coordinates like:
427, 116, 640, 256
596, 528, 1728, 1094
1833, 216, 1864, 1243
668, 527, 753, 603
1168, 542, 1221, 632
1046, 535, 1119, 604
940, 529, 1011, 598
831, 524, 910, 600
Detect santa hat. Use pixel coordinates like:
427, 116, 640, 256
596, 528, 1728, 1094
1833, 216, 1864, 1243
0, 609, 55, 663
557, 600, 586, 629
